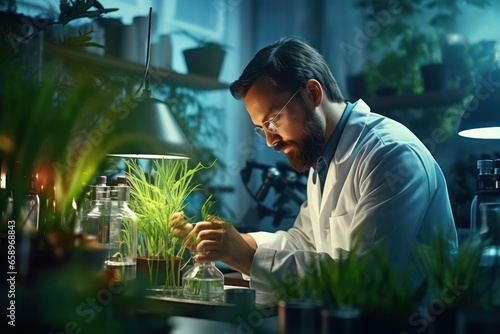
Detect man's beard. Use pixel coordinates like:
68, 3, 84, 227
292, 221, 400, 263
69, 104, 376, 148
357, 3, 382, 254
276, 112, 324, 172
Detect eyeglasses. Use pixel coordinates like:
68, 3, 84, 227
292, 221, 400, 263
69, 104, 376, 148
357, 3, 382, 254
254, 88, 300, 139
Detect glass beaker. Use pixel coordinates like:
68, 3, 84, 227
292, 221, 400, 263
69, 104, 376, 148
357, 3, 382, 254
182, 251, 224, 302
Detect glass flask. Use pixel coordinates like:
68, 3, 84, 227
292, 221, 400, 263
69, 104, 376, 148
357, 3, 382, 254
106, 176, 138, 282
182, 251, 225, 302
81, 178, 112, 245
470, 158, 500, 307
80, 176, 115, 272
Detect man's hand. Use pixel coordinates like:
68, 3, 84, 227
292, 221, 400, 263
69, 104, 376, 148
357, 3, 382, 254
189, 217, 257, 276
170, 211, 193, 238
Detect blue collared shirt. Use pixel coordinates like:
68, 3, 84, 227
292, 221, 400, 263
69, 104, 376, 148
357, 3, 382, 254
313, 102, 354, 193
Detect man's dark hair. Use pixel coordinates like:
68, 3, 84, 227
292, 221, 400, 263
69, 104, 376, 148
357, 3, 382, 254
230, 37, 344, 102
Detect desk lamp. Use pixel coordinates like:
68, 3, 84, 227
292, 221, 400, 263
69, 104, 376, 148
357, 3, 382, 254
107, 7, 191, 159
458, 69, 500, 139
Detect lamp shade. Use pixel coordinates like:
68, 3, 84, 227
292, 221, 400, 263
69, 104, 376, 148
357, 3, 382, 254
458, 69, 500, 139
107, 97, 192, 159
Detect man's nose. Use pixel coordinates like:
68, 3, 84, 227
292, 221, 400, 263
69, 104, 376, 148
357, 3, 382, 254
265, 132, 281, 147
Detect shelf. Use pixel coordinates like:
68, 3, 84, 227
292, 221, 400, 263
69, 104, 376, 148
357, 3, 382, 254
362, 90, 466, 112
45, 45, 229, 91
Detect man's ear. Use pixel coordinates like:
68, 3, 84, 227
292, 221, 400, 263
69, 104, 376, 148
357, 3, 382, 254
305, 79, 323, 107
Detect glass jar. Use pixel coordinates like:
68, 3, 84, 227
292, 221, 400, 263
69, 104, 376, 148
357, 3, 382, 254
107, 176, 138, 282
182, 251, 224, 302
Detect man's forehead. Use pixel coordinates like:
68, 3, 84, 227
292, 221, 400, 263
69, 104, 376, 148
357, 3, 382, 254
247, 75, 278, 96
243, 76, 280, 123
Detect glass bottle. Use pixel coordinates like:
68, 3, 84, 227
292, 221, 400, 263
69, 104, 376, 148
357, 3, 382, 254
469, 159, 500, 245
74, 184, 91, 234
470, 159, 494, 238
80, 176, 112, 271
494, 158, 500, 190
473, 158, 500, 307
106, 176, 138, 282
20, 174, 39, 232
182, 251, 225, 302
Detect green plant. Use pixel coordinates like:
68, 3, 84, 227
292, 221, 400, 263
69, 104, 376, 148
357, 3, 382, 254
267, 239, 426, 318
158, 85, 232, 219
57, 0, 118, 25
161, 86, 225, 173
416, 231, 495, 309
200, 194, 217, 220
110, 206, 138, 281
355, 0, 491, 94
125, 158, 214, 288
0, 0, 124, 230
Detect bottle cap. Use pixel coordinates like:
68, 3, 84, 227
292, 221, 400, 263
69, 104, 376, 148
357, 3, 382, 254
493, 158, 500, 169
117, 176, 128, 186
96, 175, 107, 185
477, 160, 493, 174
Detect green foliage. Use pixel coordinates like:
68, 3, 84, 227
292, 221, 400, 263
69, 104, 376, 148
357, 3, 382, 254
0, 0, 126, 233
364, 49, 422, 95
159, 86, 228, 218
0, 62, 125, 231
57, 0, 118, 25
416, 232, 498, 309
161, 86, 225, 174
200, 194, 218, 221
267, 240, 426, 318
15, 254, 171, 333
126, 159, 210, 257
125, 159, 215, 287
268, 230, 497, 319
57, 25, 106, 50
356, 0, 492, 94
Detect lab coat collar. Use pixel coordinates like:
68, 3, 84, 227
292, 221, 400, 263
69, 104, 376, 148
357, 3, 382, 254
333, 99, 371, 165
307, 99, 372, 237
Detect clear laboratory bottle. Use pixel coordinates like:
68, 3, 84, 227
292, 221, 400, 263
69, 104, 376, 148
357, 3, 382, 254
107, 176, 138, 282
475, 158, 500, 307
470, 159, 494, 239
182, 251, 225, 302
80, 177, 113, 271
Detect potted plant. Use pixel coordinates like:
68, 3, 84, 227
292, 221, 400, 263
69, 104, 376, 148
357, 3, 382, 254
267, 238, 428, 333
125, 158, 214, 294
416, 232, 491, 334
0, 0, 122, 253
172, 30, 228, 80
156, 85, 232, 220
354, 0, 491, 95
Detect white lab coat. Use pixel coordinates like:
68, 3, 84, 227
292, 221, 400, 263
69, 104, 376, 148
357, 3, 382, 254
248, 100, 458, 298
